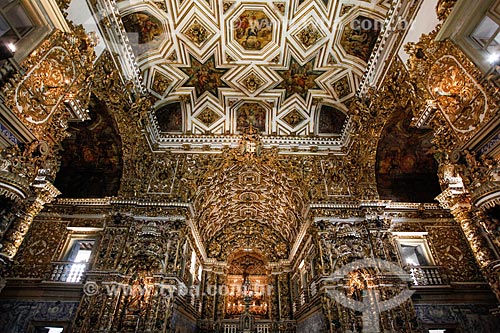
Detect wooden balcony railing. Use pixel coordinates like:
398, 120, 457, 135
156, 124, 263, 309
405, 265, 447, 286
50, 261, 89, 283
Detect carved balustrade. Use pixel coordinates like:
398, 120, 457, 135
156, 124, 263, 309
49, 261, 89, 283
405, 265, 448, 286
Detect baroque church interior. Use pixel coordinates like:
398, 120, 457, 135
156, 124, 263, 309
3, 0, 500, 332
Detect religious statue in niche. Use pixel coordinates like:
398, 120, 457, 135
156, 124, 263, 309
340, 16, 381, 62
233, 10, 273, 50
236, 103, 266, 133
322, 160, 351, 196
122, 12, 164, 55
122, 277, 152, 330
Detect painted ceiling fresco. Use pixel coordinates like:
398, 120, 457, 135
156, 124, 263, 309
117, 0, 389, 139
375, 108, 441, 203
122, 12, 165, 55
55, 96, 123, 198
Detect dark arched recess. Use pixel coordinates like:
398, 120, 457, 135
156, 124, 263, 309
55, 95, 123, 198
375, 108, 441, 202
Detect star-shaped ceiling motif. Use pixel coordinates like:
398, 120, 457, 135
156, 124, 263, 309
113, 0, 391, 140
180, 55, 229, 98
276, 56, 326, 101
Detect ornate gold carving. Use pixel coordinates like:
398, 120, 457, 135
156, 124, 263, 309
2, 28, 95, 144
273, 2, 286, 14
16, 47, 76, 124
340, 4, 355, 16
242, 73, 263, 93
332, 75, 351, 99
322, 160, 351, 197
427, 226, 483, 282
167, 51, 177, 62
0, 181, 60, 262
435, 188, 500, 301
428, 56, 487, 133
436, 0, 457, 21
55, 0, 71, 13
194, 148, 304, 261
223, 1, 235, 13
91, 52, 154, 198
407, 31, 498, 148
150, 71, 172, 96
7, 220, 68, 279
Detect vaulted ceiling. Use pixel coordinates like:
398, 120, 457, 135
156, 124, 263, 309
193, 151, 306, 261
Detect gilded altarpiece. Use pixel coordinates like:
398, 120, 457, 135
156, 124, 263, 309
312, 216, 420, 333
70, 211, 194, 333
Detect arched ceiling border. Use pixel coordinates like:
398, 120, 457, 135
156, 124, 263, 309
330, 7, 387, 73
313, 101, 349, 137
117, 2, 173, 65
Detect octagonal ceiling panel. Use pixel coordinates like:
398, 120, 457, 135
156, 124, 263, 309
225, 4, 282, 62
109, 0, 391, 149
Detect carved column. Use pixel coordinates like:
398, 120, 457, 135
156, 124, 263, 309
437, 189, 500, 302
0, 181, 60, 266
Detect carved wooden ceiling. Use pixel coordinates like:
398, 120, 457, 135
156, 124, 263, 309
112, 0, 390, 149
193, 152, 306, 261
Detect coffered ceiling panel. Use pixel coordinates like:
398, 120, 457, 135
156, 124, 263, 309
109, 0, 390, 150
